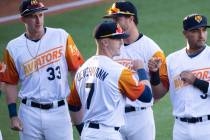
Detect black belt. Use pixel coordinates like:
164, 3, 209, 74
22, 98, 65, 110
176, 115, 210, 123
125, 106, 146, 113
88, 122, 119, 131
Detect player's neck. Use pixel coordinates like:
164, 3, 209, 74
26, 28, 45, 41
186, 45, 206, 57
124, 26, 139, 45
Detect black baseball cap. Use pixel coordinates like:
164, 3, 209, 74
94, 21, 129, 39
19, 0, 48, 17
103, 1, 137, 18
183, 14, 210, 31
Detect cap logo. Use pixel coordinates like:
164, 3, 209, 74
108, 3, 120, 14
31, 0, 39, 5
106, 2, 135, 16
195, 15, 202, 23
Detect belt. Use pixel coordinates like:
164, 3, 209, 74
125, 106, 146, 113
88, 122, 119, 131
22, 98, 65, 110
176, 115, 210, 123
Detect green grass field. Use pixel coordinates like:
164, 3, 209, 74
1, 0, 210, 139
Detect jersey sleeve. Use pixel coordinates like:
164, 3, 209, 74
0, 61, 6, 81
1, 49, 19, 84
118, 68, 145, 101
67, 80, 82, 112
153, 51, 169, 89
66, 35, 84, 71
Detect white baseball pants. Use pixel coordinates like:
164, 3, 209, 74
18, 101, 73, 140
120, 107, 155, 140
173, 118, 210, 140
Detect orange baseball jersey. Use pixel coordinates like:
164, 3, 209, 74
2, 27, 84, 102
68, 55, 145, 127
114, 34, 168, 107
167, 46, 210, 117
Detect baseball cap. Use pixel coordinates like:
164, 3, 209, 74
94, 21, 129, 39
19, 0, 48, 17
103, 1, 137, 18
183, 14, 210, 31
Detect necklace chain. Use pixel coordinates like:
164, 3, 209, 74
26, 38, 42, 58
25, 37, 42, 70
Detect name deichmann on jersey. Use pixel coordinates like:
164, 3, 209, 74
77, 67, 109, 81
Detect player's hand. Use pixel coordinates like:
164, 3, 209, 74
180, 71, 196, 85
148, 57, 162, 72
10, 116, 23, 131
132, 59, 144, 70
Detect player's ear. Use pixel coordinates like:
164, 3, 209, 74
183, 30, 188, 38
101, 38, 109, 47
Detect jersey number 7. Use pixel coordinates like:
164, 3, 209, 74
86, 83, 95, 109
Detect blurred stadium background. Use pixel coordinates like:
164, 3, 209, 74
0, 0, 210, 140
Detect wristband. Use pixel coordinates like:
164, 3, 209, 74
8, 103, 17, 118
150, 70, 161, 86
137, 69, 148, 81
193, 78, 209, 93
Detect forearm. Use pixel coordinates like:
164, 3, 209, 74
152, 83, 168, 100
137, 69, 152, 102
150, 70, 168, 100
193, 78, 209, 94
70, 109, 83, 125
5, 84, 18, 104
5, 84, 18, 118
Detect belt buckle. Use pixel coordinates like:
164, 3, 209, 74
189, 117, 197, 123
41, 103, 53, 110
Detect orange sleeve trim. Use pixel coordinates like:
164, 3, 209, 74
2, 49, 19, 84
66, 35, 84, 71
67, 80, 82, 108
153, 51, 169, 89
118, 69, 145, 101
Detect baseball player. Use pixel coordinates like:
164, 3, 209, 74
149, 14, 210, 140
103, 1, 168, 140
68, 21, 153, 140
1, 0, 84, 140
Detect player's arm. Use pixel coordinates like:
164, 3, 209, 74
65, 35, 84, 72
2, 49, 22, 131
67, 80, 83, 135
148, 52, 169, 100
119, 59, 152, 102
180, 71, 209, 95
5, 84, 23, 131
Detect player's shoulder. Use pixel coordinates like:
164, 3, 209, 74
6, 34, 25, 50
141, 35, 159, 45
135, 34, 161, 50
167, 47, 185, 61
46, 27, 68, 35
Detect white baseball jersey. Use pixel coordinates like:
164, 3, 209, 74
167, 46, 210, 117
2, 27, 84, 102
114, 34, 168, 107
68, 55, 146, 127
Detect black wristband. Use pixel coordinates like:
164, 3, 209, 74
137, 69, 148, 81
8, 103, 17, 118
75, 122, 84, 135
150, 70, 161, 86
193, 78, 209, 94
